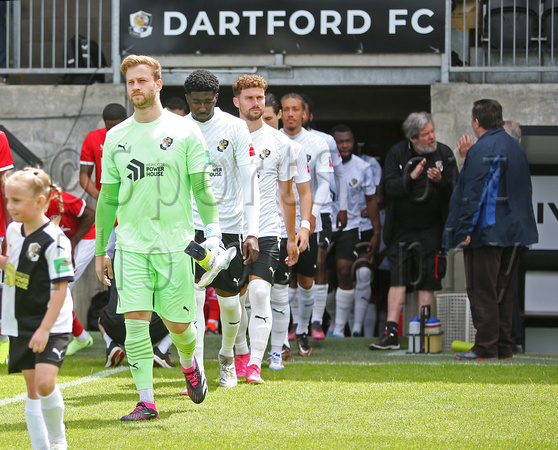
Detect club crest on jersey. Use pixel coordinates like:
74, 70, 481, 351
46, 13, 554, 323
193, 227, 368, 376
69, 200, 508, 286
435, 160, 444, 172
259, 148, 271, 160
217, 139, 229, 152
26, 243, 41, 262
307, 154, 312, 163
349, 178, 358, 187
160, 136, 173, 150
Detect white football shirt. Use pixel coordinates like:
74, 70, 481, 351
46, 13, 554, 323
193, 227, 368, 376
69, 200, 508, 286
187, 108, 256, 234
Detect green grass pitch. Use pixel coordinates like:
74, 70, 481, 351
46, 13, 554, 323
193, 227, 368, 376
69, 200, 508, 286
2, 333, 557, 449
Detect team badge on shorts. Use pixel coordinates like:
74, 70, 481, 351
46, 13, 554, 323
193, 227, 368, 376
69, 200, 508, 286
26, 242, 41, 262
160, 136, 174, 150
259, 148, 271, 160
217, 139, 229, 152
435, 160, 444, 171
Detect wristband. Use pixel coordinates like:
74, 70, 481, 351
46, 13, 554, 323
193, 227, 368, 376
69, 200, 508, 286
300, 220, 311, 231
204, 222, 222, 239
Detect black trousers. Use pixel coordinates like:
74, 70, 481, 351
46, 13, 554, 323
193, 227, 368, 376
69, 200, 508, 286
463, 246, 521, 359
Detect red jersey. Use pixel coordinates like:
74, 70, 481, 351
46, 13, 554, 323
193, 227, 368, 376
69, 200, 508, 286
0, 132, 14, 238
80, 127, 107, 192
47, 190, 95, 241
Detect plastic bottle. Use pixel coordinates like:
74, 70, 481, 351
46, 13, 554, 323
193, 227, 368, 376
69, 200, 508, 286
424, 317, 442, 353
408, 316, 420, 353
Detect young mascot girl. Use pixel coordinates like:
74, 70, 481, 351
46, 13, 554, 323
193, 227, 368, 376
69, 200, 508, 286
1, 168, 74, 450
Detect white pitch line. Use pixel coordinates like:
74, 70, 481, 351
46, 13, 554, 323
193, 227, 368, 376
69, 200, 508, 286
0, 366, 128, 407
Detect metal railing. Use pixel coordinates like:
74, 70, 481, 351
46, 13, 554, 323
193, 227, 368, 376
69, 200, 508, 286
447, 0, 558, 82
1, 0, 119, 83
1, 0, 558, 84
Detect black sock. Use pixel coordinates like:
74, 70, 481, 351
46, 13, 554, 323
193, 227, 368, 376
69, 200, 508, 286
386, 321, 398, 334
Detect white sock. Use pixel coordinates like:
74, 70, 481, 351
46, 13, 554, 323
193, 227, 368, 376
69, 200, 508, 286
248, 279, 272, 367
103, 333, 113, 348
25, 397, 49, 450
363, 303, 377, 338
312, 283, 328, 325
139, 388, 155, 405
39, 385, 65, 443
334, 288, 354, 336
270, 284, 290, 355
353, 267, 372, 334
194, 284, 206, 371
156, 334, 173, 354
77, 330, 89, 341
325, 287, 337, 326
289, 286, 299, 329
235, 290, 250, 355
296, 284, 314, 335
217, 294, 241, 358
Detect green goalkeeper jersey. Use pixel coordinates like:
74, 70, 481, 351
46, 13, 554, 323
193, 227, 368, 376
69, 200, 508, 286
101, 110, 211, 253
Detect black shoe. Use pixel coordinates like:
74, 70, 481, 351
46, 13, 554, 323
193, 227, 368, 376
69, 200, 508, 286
369, 331, 400, 350
120, 402, 158, 421
281, 344, 293, 361
352, 331, 363, 337
183, 357, 208, 404
455, 350, 497, 361
296, 333, 313, 357
153, 346, 175, 368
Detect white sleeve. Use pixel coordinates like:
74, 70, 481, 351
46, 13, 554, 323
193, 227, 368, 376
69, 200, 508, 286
239, 163, 260, 237
312, 171, 331, 219
333, 162, 348, 211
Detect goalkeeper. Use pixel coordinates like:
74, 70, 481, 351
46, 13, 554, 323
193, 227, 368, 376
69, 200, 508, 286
95, 55, 221, 421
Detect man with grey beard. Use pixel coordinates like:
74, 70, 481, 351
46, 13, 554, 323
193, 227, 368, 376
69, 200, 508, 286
370, 112, 457, 350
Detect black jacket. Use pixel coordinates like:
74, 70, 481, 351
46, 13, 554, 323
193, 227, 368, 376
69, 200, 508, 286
380, 140, 458, 246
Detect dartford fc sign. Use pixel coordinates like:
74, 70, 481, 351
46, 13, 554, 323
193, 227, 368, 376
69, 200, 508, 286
120, 0, 445, 55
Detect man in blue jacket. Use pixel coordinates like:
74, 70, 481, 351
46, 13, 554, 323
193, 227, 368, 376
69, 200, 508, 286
444, 99, 538, 361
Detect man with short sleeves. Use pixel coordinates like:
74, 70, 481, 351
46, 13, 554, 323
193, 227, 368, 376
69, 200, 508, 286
231, 75, 298, 381
184, 69, 260, 389
95, 55, 221, 420
330, 125, 381, 337
80, 103, 127, 200
281, 93, 332, 357
301, 94, 349, 340
263, 93, 313, 364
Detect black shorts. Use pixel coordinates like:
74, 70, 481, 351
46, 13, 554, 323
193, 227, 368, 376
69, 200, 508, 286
8, 333, 71, 374
195, 231, 246, 294
244, 236, 280, 284
318, 213, 333, 250
275, 238, 291, 285
330, 228, 360, 262
291, 233, 318, 278
386, 226, 446, 291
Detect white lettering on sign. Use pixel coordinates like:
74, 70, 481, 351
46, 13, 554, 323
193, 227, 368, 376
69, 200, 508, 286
243, 11, 264, 35
412, 9, 434, 34
159, 9, 432, 37
219, 11, 240, 35
164, 12, 187, 36
389, 8, 434, 34
190, 11, 215, 35
321, 10, 342, 35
